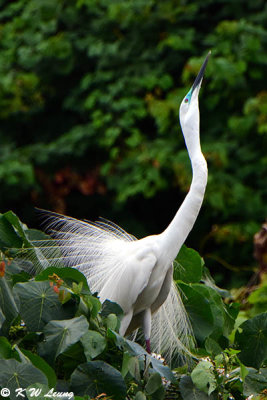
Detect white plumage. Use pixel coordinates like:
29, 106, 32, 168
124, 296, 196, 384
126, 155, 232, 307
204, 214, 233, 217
29, 52, 210, 364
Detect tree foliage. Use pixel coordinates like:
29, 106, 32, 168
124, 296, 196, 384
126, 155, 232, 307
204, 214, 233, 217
0, 211, 266, 399
0, 0, 266, 281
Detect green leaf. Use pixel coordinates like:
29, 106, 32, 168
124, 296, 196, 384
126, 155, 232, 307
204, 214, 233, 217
0, 336, 20, 360
0, 359, 48, 400
38, 315, 89, 364
177, 282, 214, 342
149, 356, 176, 384
205, 337, 222, 356
101, 299, 123, 318
235, 312, 267, 369
135, 392, 147, 400
35, 267, 90, 293
0, 306, 5, 328
70, 361, 127, 400
178, 282, 235, 342
243, 368, 267, 397
191, 360, 217, 395
12, 270, 31, 285
179, 375, 217, 400
0, 212, 23, 250
105, 313, 118, 330
26, 383, 51, 400
248, 282, 267, 315
174, 245, 203, 283
121, 352, 140, 381
201, 267, 231, 298
0, 275, 19, 333
14, 280, 76, 331
3, 211, 32, 247
145, 372, 163, 395
57, 342, 87, 379
106, 328, 126, 350
81, 330, 106, 360
84, 295, 102, 319
20, 349, 57, 388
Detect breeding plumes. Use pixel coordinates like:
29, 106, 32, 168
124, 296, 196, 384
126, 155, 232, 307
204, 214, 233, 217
29, 53, 210, 364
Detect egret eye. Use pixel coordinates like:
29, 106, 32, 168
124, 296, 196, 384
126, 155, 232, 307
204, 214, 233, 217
185, 98, 189, 103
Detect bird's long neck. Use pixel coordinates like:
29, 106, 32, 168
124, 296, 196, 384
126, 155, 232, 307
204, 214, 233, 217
159, 144, 207, 264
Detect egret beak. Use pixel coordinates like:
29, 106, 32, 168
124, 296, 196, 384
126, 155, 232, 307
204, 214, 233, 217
191, 51, 211, 95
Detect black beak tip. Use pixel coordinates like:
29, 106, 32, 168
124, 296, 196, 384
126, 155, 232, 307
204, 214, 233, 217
191, 51, 211, 93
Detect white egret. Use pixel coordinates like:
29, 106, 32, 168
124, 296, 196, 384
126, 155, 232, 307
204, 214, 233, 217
33, 53, 210, 363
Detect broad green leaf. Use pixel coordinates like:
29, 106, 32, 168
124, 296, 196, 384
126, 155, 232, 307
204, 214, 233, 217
135, 392, 147, 400
14, 280, 76, 331
205, 337, 222, 356
84, 295, 102, 319
0, 305, 5, 329
3, 211, 32, 247
105, 313, 117, 330
235, 312, 267, 369
191, 360, 217, 395
0, 275, 19, 333
81, 330, 106, 360
177, 282, 214, 342
248, 282, 267, 315
0, 212, 23, 250
178, 282, 235, 342
26, 383, 51, 400
101, 299, 123, 318
57, 342, 87, 378
38, 315, 89, 364
21, 349, 57, 388
174, 245, 203, 283
201, 267, 231, 298
121, 352, 140, 381
179, 375, 217, 400
35, 266, 90, 293
106, 328, 126, 350
125, 338, 148, 356
0, 336, 20, 360
0, 213, 51, 273
70, 361, 127, 400
11, 270, 31, 285
243, 368, 267, 397
145, 372, 163, 395
0, 359, 48, 400
149, 356, 176, 383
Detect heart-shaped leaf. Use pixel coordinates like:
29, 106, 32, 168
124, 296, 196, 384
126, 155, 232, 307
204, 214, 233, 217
81, 330, 106, 360
235, 312, 267, 369
0, 359, 48, 400
70, 361, 127, 400
38, 315, 89, 364
14, 280, 76, 331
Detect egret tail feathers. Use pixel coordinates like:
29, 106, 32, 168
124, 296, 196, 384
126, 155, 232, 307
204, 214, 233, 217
150, 281, 195, 366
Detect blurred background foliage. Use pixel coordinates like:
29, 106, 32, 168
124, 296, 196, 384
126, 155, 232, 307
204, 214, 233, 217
0, 0, 266, 287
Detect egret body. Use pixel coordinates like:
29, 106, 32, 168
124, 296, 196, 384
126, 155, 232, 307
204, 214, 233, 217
35, 53, 210, 362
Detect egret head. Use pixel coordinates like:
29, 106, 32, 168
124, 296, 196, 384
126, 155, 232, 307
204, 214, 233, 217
179, 52, 210, 139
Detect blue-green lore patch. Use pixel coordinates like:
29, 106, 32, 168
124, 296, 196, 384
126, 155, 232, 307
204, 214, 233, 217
184, 88, 193, 104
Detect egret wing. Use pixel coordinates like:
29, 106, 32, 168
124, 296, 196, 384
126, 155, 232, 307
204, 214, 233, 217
23, 211, 155, 306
